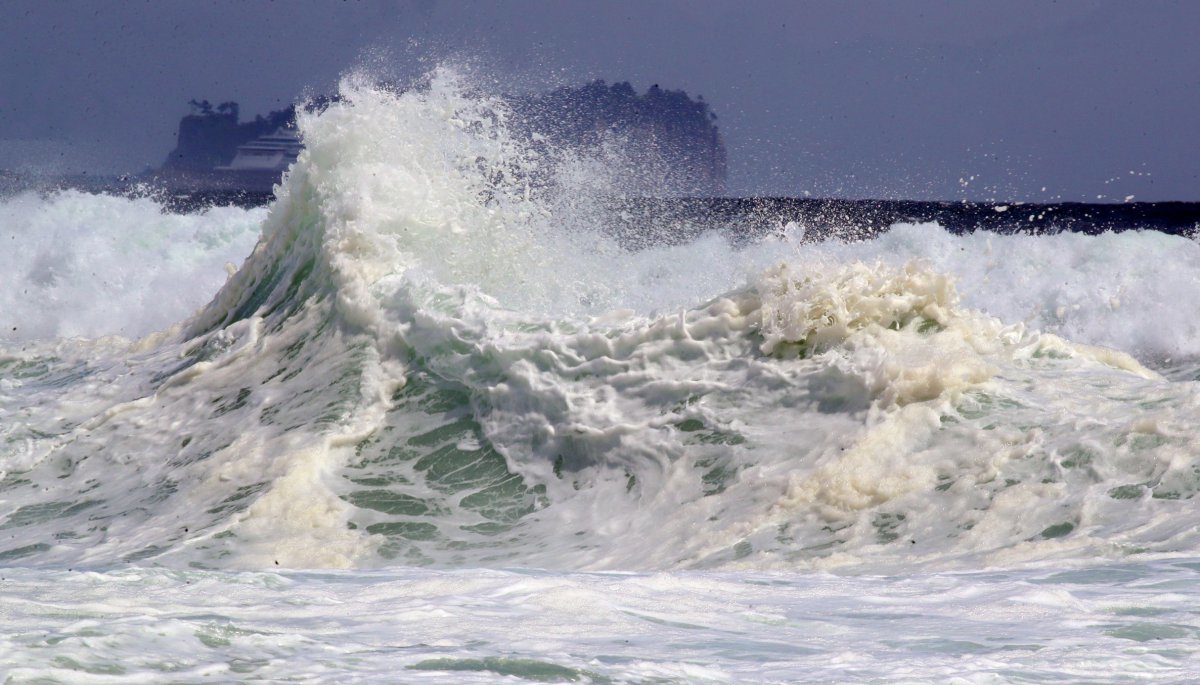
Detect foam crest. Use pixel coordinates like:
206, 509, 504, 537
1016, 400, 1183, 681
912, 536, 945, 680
789, 223, 1200, 363
757, 260, 957, 356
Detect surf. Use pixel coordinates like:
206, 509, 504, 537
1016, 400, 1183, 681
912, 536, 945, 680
2, 68, 1199, 575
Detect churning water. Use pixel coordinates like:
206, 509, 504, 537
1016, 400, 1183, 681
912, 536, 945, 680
4, 69, 1200, 683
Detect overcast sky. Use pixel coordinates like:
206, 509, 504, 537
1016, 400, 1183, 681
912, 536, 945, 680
1, 0, 1197, 201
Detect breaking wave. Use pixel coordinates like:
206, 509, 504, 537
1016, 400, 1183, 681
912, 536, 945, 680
3, 68, 1200, 574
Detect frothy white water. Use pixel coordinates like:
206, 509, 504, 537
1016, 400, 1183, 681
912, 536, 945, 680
0, 190, 264, 342
2, 69, 1200, 578
4, 561, 1200, 683
785, 223, 1200, 363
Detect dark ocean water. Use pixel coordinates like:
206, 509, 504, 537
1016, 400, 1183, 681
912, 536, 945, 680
112, 187, 1200, 240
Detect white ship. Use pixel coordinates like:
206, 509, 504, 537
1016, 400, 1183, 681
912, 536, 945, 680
216, 127, 303, 173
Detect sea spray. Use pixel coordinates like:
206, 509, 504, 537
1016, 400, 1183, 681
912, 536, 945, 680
0, 190, 263, 342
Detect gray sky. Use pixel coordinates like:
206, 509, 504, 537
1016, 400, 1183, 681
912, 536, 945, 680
1, 0, 1197, 201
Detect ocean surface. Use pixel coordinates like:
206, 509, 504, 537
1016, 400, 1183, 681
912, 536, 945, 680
4, 70, 1200, 683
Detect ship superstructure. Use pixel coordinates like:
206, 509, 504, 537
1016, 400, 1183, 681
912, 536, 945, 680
216, 127, 302, 173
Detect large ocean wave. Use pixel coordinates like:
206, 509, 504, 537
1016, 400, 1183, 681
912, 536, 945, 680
3, 69, 1200, 574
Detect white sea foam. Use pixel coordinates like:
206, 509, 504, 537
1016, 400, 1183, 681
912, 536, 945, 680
0, 190, 264, 343
3, 561, 1200, 683
793, 224, 1200, 363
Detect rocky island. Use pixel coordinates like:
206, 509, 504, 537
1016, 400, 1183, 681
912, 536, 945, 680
150, 81, 727, 198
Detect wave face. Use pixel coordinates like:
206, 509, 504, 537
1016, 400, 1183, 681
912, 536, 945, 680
3, 69, 1200, 572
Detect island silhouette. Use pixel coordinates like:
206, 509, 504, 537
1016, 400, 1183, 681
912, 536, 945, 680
152, 81, 727, 197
